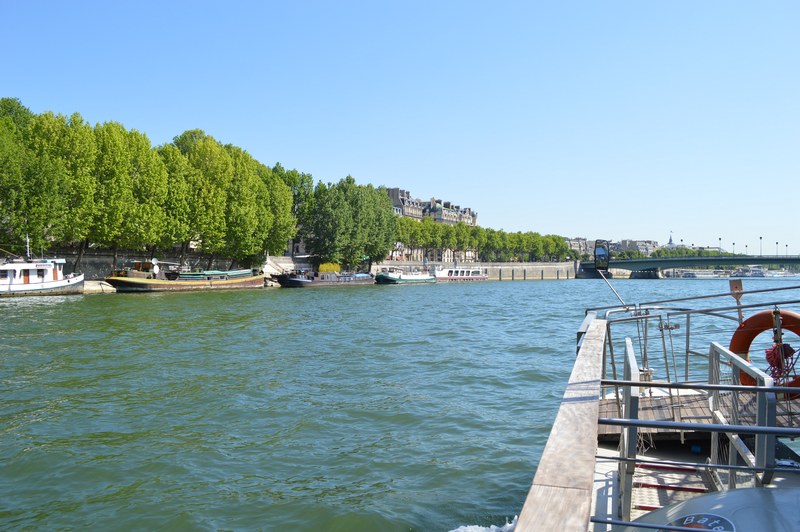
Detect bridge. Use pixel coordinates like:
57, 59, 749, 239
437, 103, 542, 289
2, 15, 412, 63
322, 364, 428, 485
608, 255, 800, 271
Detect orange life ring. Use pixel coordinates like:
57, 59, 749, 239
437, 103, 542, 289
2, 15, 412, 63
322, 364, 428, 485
729, 309, 800, 387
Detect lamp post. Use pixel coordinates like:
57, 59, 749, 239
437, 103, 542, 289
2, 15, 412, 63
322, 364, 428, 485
786, 244, 789, 256
746, 244, 748, 255
733, 242, 735, 254
760, 236, 763, 256
776, 242, 779, 255
719, 237, 722, 254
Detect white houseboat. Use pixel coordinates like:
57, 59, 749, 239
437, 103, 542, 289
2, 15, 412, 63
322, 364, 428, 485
0, 257, 84, 297
434, 267, 488, 282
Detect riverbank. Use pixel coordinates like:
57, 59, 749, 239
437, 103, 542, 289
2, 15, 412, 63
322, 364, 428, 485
55, 249, 578, 283
83, 280, 117, 293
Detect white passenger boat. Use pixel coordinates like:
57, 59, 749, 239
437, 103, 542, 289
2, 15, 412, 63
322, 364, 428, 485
434, 267, 488, 282
517, 241, 800, 531
0, 257, 84, 297
374, 266, 435, 284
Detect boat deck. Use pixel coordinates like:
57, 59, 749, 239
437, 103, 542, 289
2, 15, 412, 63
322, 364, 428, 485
598, 391, 800, 441
593, 443, 714, 529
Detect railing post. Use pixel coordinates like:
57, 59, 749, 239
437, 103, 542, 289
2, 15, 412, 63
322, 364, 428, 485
619, 338, 639, 521
756, 374, 776, 485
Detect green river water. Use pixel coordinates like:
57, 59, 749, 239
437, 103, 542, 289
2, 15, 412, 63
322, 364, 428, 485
2, 278, 795, 530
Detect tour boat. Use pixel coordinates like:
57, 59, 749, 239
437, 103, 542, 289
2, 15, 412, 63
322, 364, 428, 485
0, 256, 84, 297
274, 270, 375, 288
433, 267, 488, 282
105, 259, 265, 292
374, 266, 436, 284
516, 241, 800, 530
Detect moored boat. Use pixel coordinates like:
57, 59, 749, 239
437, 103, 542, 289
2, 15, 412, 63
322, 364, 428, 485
274, 270, 374, 288
105, 259, 264, 292
0, 256, 84, 297
517, 242, 800, 530
434, 267, 488, 282
374, 266, 436, 284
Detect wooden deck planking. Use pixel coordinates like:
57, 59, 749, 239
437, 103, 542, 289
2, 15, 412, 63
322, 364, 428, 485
598, 393, 713, 440
599, 392, 800, 441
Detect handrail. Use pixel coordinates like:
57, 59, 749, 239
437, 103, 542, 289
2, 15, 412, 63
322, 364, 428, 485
609, 337, 796, 520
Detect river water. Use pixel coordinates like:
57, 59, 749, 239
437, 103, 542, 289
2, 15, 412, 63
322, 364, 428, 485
2, 278, 797, 530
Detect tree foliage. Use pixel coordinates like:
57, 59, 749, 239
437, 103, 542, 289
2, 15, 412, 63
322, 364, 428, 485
0, 99, 572, 268
301, 177, 397, 269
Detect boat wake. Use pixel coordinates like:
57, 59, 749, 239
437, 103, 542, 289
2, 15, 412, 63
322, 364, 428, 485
449, 515, 517, 532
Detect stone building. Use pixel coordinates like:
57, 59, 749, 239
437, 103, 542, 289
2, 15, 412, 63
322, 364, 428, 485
385, 188, 478, 263
386, 188, 424, 220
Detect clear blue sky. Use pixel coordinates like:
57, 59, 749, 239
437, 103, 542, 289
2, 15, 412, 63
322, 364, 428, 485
4, 1, 799, 254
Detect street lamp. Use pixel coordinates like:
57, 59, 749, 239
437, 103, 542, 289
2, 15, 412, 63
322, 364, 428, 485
719, 237, 722, 254
776, 242, 779, 255
760, 236, 763, 256
733, 242, 735, 254
786, 244, 789, 256
746, 244, 748, 255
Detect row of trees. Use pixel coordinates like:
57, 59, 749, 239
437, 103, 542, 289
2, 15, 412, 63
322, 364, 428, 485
395, 216, 572, 263
0, 98, 297, 269
1, 98, 570, 270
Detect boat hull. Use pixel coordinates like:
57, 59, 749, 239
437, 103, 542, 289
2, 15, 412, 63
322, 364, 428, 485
105, 275, 265, 292
374, 274, 436, 284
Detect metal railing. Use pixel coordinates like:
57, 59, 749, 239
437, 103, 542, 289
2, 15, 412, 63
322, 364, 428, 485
600, 336, 800, 528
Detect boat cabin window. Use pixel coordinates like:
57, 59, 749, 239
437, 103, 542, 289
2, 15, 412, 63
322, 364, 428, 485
37, 269, 46, 278
0, 270, 8, 279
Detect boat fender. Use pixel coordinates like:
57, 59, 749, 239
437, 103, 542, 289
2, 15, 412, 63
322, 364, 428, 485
729, 309, 800, 387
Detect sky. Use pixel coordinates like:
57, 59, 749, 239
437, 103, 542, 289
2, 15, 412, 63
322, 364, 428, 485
3, 1, 799, 254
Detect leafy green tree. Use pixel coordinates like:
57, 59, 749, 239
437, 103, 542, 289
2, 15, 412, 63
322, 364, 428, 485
173, 130, 230, 261
0, 116, 28, 253
26, 111, 97, 268
91, 121, 135, 268
440, 223, 457, 261
471, 225, 487, 261
304, 181, 349, 266
223, 145, 268, 264
418, 216, 441, 261
0, 109, 65, 254
257, 162, 296, 256
157, 144, 195, 262
0, 98, 34, 134
0, 114, 67, 255
396, 215, 422, 260
362, 185, 397, 269
123, 129, 168, 253
272, 163, 312, 254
